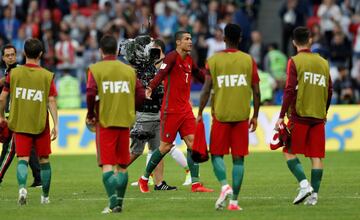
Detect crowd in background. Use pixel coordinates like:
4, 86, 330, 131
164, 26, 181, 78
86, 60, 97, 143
0, 0, 359, 108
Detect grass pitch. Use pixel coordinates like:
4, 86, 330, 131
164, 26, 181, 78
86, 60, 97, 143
0, 151, 359, 220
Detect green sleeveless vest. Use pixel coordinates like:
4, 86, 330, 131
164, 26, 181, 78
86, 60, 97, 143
57, 75, 81, 109
268, 50, 287, 80
258, 70, 273, 103
292, 52, 329, 119
9, 65, 53, 134
208, 51, 253, 122
89, 60, 136, 127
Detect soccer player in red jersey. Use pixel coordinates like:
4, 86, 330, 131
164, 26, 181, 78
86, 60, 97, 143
138, 31, 213, 193
198, 23, 260, 211
87, 35, 145, 213
275, 27, 332, 205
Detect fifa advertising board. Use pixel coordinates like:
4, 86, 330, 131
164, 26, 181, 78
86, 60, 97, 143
50, 106, 360, 155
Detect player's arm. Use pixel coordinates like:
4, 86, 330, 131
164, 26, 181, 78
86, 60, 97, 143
326, 76, 333, 113
198, 74, 212, 121
0, 76, 5, 87
86, 69, 97, 124
276, 58, 297, 129
0, 74, 10, 122
147, 52, 176, 98
192, 61, 206, 84
48, 79, 58, 141
250, 59, 260, 132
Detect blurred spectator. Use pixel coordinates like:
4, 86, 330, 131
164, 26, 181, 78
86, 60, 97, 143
233, 3, 252, 51
96, 0, 113, 31
333, 66, 359, 104
0, 6, 20, 42
42, 28, 56, 71
207, 0, 219, 35
154, 0, 180, 16
310, 23, 330, 59
191, 19, 208, 67
55, 30, 79, 74
21, 13, 40, 39
264, 43, 287, 84
185, 0, 207, 26
1, 0, 25, 21
329, 24, 352, 68
279, 0, 307, 55
258, 69, 277, 105
317, 0, 342, 45
83, 36, 100, 70
205, 26, 225, 58
63, 3, 88, 43
56, 69, 81, 109
155, 4, 177, 38
249, 30, 266, 68
12, 25, 24, 62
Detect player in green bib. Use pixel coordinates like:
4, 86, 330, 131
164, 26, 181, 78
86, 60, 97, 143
198, 23, 261, 211
275, 26, 332, 206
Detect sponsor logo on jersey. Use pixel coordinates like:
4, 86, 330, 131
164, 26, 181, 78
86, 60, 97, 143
15, 87, 44, 102
102, 81, 130, 94
304, 72, 326, 87
217, 74, 247, 88
160, 63, 167, 70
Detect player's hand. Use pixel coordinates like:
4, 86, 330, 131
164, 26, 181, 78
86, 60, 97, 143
0, 116, 6, 124
275, 118, 284, 130
51, 126, 58, 141
196, 114, 202, 123
86, 116, 96, 126
145, 87, 152, 100
249, 117, 258, 132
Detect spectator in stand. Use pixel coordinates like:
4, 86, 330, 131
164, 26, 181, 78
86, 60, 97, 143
249, 30, 267, 68
191, 19, 208, 68
177, 13, 192, 33
258, 69, 277, 105
333, 66, 359, 104
42, 28, 56, 71
264, 43, 288, 85
0, 6, 20, 42
279, 0, 308, 55
185, 0, 207, 26
55, 29, 79, 75
56, 69, 81, 109
207, 0, 219, 35
155, 4, 178, 38
329, 23, 352, 68
205, 26, 225, 58
310, 23, 330, 59
317, 0, 342, 46
63, 3, 88, 43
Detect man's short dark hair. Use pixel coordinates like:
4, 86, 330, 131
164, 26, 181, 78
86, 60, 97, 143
24, 38, 43, 59
293, 26, 311, 46
175, 31, 190, 41
1, 44, 16, 56
100, 35, 118, 55
154, 39, 165, 53
224, 23, 242, 45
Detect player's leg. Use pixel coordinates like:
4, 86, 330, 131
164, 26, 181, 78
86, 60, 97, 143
169, 146, 191, 185
97, 126, 121, 213
29, 147, 42, 187
138, 141, 173, 193
38, 156, 51, 204
13, 133, 32, 205
181, 113, 213, 192
305, 123, 325, 205
115, 165, 128, 212
283, 122, 313, 204
35, 124, 52, 204
0, 138, 15, 184
138, 113, 179, 192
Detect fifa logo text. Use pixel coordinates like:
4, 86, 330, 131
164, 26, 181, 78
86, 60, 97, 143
15, 87, 44, 102
217, 74, 247, 88
304, 72, 326, 87
102, 81, 130, 94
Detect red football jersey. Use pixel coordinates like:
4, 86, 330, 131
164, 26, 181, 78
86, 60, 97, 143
149, 51, 204, 114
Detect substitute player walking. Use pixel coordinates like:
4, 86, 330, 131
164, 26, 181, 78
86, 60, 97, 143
0, 38, 58, 205
198, 23, 260, 211
138, 31, 213, 193
86, 35, 145, 213
275, 26, 332, 205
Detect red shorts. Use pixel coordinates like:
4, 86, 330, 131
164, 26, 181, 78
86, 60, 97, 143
283, 121, 325, 158
96, 125, 130, 166
210, 117, 249, 156
160, 112, 196, 143
14, 122, 51, 157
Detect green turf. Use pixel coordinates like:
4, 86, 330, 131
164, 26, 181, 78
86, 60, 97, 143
0, 151, 359, 220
